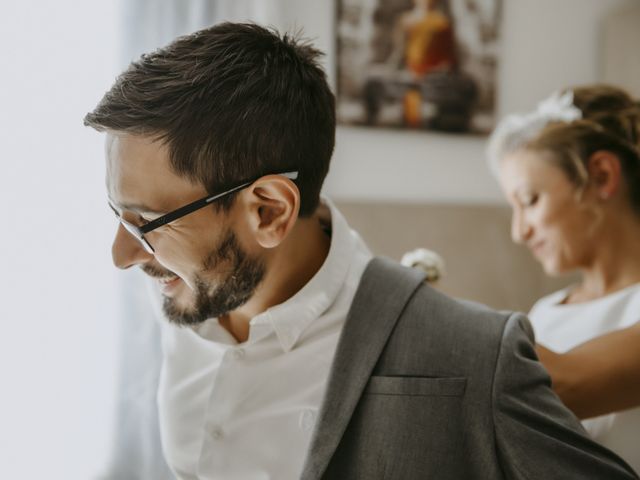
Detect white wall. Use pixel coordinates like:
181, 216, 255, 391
0, 2, 121, 479
265, 0, 636, 204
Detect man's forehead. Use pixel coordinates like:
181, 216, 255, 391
104, 132, 204, 212
106, 132, 167, 169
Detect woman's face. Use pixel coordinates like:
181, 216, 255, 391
498, 149, 598, 275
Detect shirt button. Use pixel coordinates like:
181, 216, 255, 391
232, 348, 245, 360
299, 410, 316, 432
211, 426, 224, 440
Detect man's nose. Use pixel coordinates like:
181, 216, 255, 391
511, 211, 533, 244
111, 223, 154, 269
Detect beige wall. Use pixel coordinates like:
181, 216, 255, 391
337, 201, 577, 313
602, 3, 640, 99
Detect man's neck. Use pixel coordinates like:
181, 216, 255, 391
220, 212, 331, 343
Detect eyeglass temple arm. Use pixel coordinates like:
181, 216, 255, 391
139, 170, 298, 233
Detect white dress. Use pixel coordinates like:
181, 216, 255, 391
529, 284, 640, 474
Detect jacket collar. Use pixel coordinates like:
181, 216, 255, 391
300, 257, 427, 479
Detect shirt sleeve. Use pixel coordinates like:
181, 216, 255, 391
492, 312, 638, 479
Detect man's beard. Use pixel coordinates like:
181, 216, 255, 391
146, 229, 266, 327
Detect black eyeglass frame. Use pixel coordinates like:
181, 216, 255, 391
109, 170, 299, 254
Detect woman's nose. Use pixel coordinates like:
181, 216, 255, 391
511, 211, 533, 244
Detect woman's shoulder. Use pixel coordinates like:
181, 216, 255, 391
529, 282, 640, 341
532, 282, 640, 312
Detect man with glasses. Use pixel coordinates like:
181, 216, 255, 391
85, 23, 637, 480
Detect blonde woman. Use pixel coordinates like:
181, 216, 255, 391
489, 85, 640, 472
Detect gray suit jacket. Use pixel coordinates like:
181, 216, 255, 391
300, 257, 638, 479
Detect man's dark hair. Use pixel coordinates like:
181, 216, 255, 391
84, 22, 335, 216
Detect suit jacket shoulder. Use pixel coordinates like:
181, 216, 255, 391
376, 272, 513, 378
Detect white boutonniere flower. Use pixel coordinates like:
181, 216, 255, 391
401, 248, 445, 282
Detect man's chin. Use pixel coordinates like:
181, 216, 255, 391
156, 279, 200, 326
162, 295, 204, 327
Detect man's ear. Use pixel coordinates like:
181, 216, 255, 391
587, 150, 622, 200
244, 174, 300, 249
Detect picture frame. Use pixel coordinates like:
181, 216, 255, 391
336, 0, 502, 133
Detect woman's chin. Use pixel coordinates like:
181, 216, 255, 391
541, 259, 568, 277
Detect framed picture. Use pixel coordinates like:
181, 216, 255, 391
336, 0, 502, 133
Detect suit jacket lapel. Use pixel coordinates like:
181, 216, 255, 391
300, 257, 427, 480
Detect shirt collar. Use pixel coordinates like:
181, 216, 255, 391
251, 198, 357, 352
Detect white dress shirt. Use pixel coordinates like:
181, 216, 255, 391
157, 199, 372, 480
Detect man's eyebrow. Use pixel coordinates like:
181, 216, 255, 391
108, 198, 167, 216
125, 204, 167, 215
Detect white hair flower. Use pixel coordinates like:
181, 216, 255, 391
401, 248, 445, 282
487, 90, 583, 175
536, 90, 582, 121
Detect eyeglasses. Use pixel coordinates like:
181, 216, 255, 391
108, 170, 299, 254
